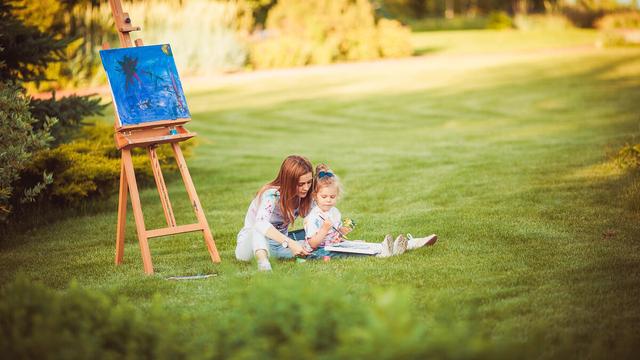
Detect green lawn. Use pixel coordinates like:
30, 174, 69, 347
2, 32, 640, 358
411, 29, 598, 55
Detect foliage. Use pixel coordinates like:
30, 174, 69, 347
615, 143, 640, 171
17, 0, 256, 87
16, 122, 194, 205
0, 276, 189, 359
0, 275, 515, 359
596, 11, 640, 30
249, 0, 413, 69
407, 16, 490, 31
377, 18, 414, 57
486, 11, 513, 30
513, 14, 573, 31
122, 0, 254, 76
0, 1, 70, 84
29, 92, 106, 146
561, 1, 620, 28
0, 82, 55, 221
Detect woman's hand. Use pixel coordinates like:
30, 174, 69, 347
288, 240, 310, 257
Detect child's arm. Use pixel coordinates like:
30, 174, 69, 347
305, 217, 333, 249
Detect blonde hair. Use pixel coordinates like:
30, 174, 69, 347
313, 163, 343, 198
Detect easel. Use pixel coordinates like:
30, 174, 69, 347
104, 0, 221, 274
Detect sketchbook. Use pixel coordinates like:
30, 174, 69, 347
324, 241, 377, 255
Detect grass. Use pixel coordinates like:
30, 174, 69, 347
2, 31, 640, 357
411, 28, 599, 55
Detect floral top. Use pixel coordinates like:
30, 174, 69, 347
241, 188, 298, 236
303, 205, 342, 248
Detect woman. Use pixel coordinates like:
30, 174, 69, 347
236, 155, 314, 271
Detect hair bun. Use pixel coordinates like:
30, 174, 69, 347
315, 163, 331, 173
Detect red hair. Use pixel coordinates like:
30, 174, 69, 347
258, 155, 313, 224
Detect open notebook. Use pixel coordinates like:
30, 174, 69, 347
324, 241, 378, 255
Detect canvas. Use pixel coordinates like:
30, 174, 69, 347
100, 44, 190, 126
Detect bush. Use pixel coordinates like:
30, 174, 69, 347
377, 18, 413, 58
30, 92, 106, 146
407, 16, 489, 32
16, 122, 194, 205
615, 143, 640, 171
249, 0, 413, 69
0, 276, 189, 359
596, 11, 640, 30
513, 14, 574, 31
595, 11, 640, 47
0, 82, 55, 221
0, 275, 518, 359
486, 11, 513, 30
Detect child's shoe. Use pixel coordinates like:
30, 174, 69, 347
376, 234, 394, 258
392, 234, 408, 256
407, 234, 438, 250
257, 259, 272, 271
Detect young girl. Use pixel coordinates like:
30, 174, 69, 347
236, 155, 314, 271
304, 164, 434, 259
304, 164, 438, 258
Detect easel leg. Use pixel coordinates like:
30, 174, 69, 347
148, 146, 176, 227
122, 149, 155, 274
115, 161, 128, 264
171, 143, 221, 263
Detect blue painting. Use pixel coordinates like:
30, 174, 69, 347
100, 44, 190, 126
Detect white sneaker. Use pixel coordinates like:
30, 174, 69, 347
257, 259, 272, 271
376, 234, 394, 258
392, 234, 408, 256
407, 234, 438, 250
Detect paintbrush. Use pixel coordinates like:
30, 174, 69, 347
318, 214, 349, 240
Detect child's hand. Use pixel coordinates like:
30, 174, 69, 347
321, 218, 333, 231
330, 233, 343, 243
339, 226, 352, 235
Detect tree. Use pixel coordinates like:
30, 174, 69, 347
0, 0, 104, 221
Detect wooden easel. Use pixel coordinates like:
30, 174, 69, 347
105, 0, 220, 274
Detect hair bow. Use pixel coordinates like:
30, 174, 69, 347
318, 171, 334, 178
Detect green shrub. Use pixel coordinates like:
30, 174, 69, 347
377, 18, 413, 58
249, 0, 413, 69
407, 16, 490, 32
0, 276, 189, 359
615, 143, 640, 171
0, 82, 55, 221
595, 11, 640, 47
596, 11, 640, 30
562, 5, 606, 28
513, 14, 574, 31
486, 11, 513, 30
17, 122, 194, 205
29, 92, 106, 146
0, 275, 519, 359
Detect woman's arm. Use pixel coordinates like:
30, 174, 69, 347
254, 189, 309, 256
262, 226, 309, 256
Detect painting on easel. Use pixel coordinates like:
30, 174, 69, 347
100, 44, 190, 126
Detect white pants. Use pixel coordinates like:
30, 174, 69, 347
235, 228, 268, 261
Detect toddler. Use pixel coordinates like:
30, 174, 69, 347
304, 164, 397, 258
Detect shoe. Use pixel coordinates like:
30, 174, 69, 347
407, 234, 438, 250
257, 259, 272, 271
392, 234, 408, 256
377, 234, 393, 258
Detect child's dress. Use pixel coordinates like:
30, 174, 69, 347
303, 205, 382, 259
303, 205, 343, 248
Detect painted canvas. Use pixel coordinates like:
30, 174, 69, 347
100, 44, 190, 126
